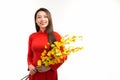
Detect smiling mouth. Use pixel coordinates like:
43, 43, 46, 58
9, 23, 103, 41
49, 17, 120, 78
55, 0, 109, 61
40, 21, 47, 25
41, 23, 46, 25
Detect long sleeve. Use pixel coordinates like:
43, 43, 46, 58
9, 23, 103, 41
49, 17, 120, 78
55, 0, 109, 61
27, 35, 33, 65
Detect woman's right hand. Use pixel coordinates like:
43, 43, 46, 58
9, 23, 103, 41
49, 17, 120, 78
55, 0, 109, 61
28, 64, 37, 75
36, 65, 51, 72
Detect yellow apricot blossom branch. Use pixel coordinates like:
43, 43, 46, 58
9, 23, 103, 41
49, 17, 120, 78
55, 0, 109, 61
37, 34, 84, 66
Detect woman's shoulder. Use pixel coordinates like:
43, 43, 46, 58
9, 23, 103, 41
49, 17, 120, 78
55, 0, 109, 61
53, 31, 62, 40
29, 32, 38, 39
53, 31, 61, 36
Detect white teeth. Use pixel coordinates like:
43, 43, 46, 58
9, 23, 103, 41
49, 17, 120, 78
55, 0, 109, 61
40, 22, 46, 24
40, 22, 46, 25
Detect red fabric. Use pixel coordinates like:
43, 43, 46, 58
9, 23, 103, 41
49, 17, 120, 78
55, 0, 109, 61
27, 30, 65, 80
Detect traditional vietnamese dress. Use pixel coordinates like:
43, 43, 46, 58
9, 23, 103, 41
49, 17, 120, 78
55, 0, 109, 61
27, 30, 65, 80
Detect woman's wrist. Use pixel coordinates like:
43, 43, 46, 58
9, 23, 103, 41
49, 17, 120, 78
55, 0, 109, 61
36, 66, 51, 72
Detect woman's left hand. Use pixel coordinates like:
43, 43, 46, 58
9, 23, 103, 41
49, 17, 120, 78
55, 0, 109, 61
36, 65, 51, 72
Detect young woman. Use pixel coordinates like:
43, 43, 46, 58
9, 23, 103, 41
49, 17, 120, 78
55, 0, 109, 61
27, 8, 66, 80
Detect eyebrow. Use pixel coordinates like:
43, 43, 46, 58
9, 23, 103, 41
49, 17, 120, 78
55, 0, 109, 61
37, 14, 47, 16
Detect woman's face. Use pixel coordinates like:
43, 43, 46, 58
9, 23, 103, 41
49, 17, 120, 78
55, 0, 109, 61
36, 11, 49, 31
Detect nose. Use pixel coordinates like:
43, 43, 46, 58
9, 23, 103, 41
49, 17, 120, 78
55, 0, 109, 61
41, 17, 45, 20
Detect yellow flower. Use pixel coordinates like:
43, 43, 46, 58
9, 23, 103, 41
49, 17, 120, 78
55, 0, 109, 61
37, 60, 42, 66
45, 45, 47, 49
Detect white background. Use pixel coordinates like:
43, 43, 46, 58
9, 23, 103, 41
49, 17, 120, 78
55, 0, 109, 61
0, 0, 120, 80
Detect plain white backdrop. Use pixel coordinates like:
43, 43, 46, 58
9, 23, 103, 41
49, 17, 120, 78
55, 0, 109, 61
0, 0, 120, 80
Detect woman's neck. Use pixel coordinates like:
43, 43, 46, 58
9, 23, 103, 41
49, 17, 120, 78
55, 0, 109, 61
40, 28, 46, 32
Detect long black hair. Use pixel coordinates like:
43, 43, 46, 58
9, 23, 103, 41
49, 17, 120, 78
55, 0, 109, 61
34, 8, 56, 45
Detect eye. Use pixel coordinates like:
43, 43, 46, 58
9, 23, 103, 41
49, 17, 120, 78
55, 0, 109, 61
44, 15, 48, 18
37, 16, 41, 18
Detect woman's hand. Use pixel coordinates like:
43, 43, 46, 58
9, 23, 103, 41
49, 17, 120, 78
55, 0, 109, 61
36, 65, 51, 72
28, 64, 37, 75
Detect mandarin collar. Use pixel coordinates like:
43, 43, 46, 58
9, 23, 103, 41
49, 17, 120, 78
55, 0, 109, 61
38, 29, 47, 34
